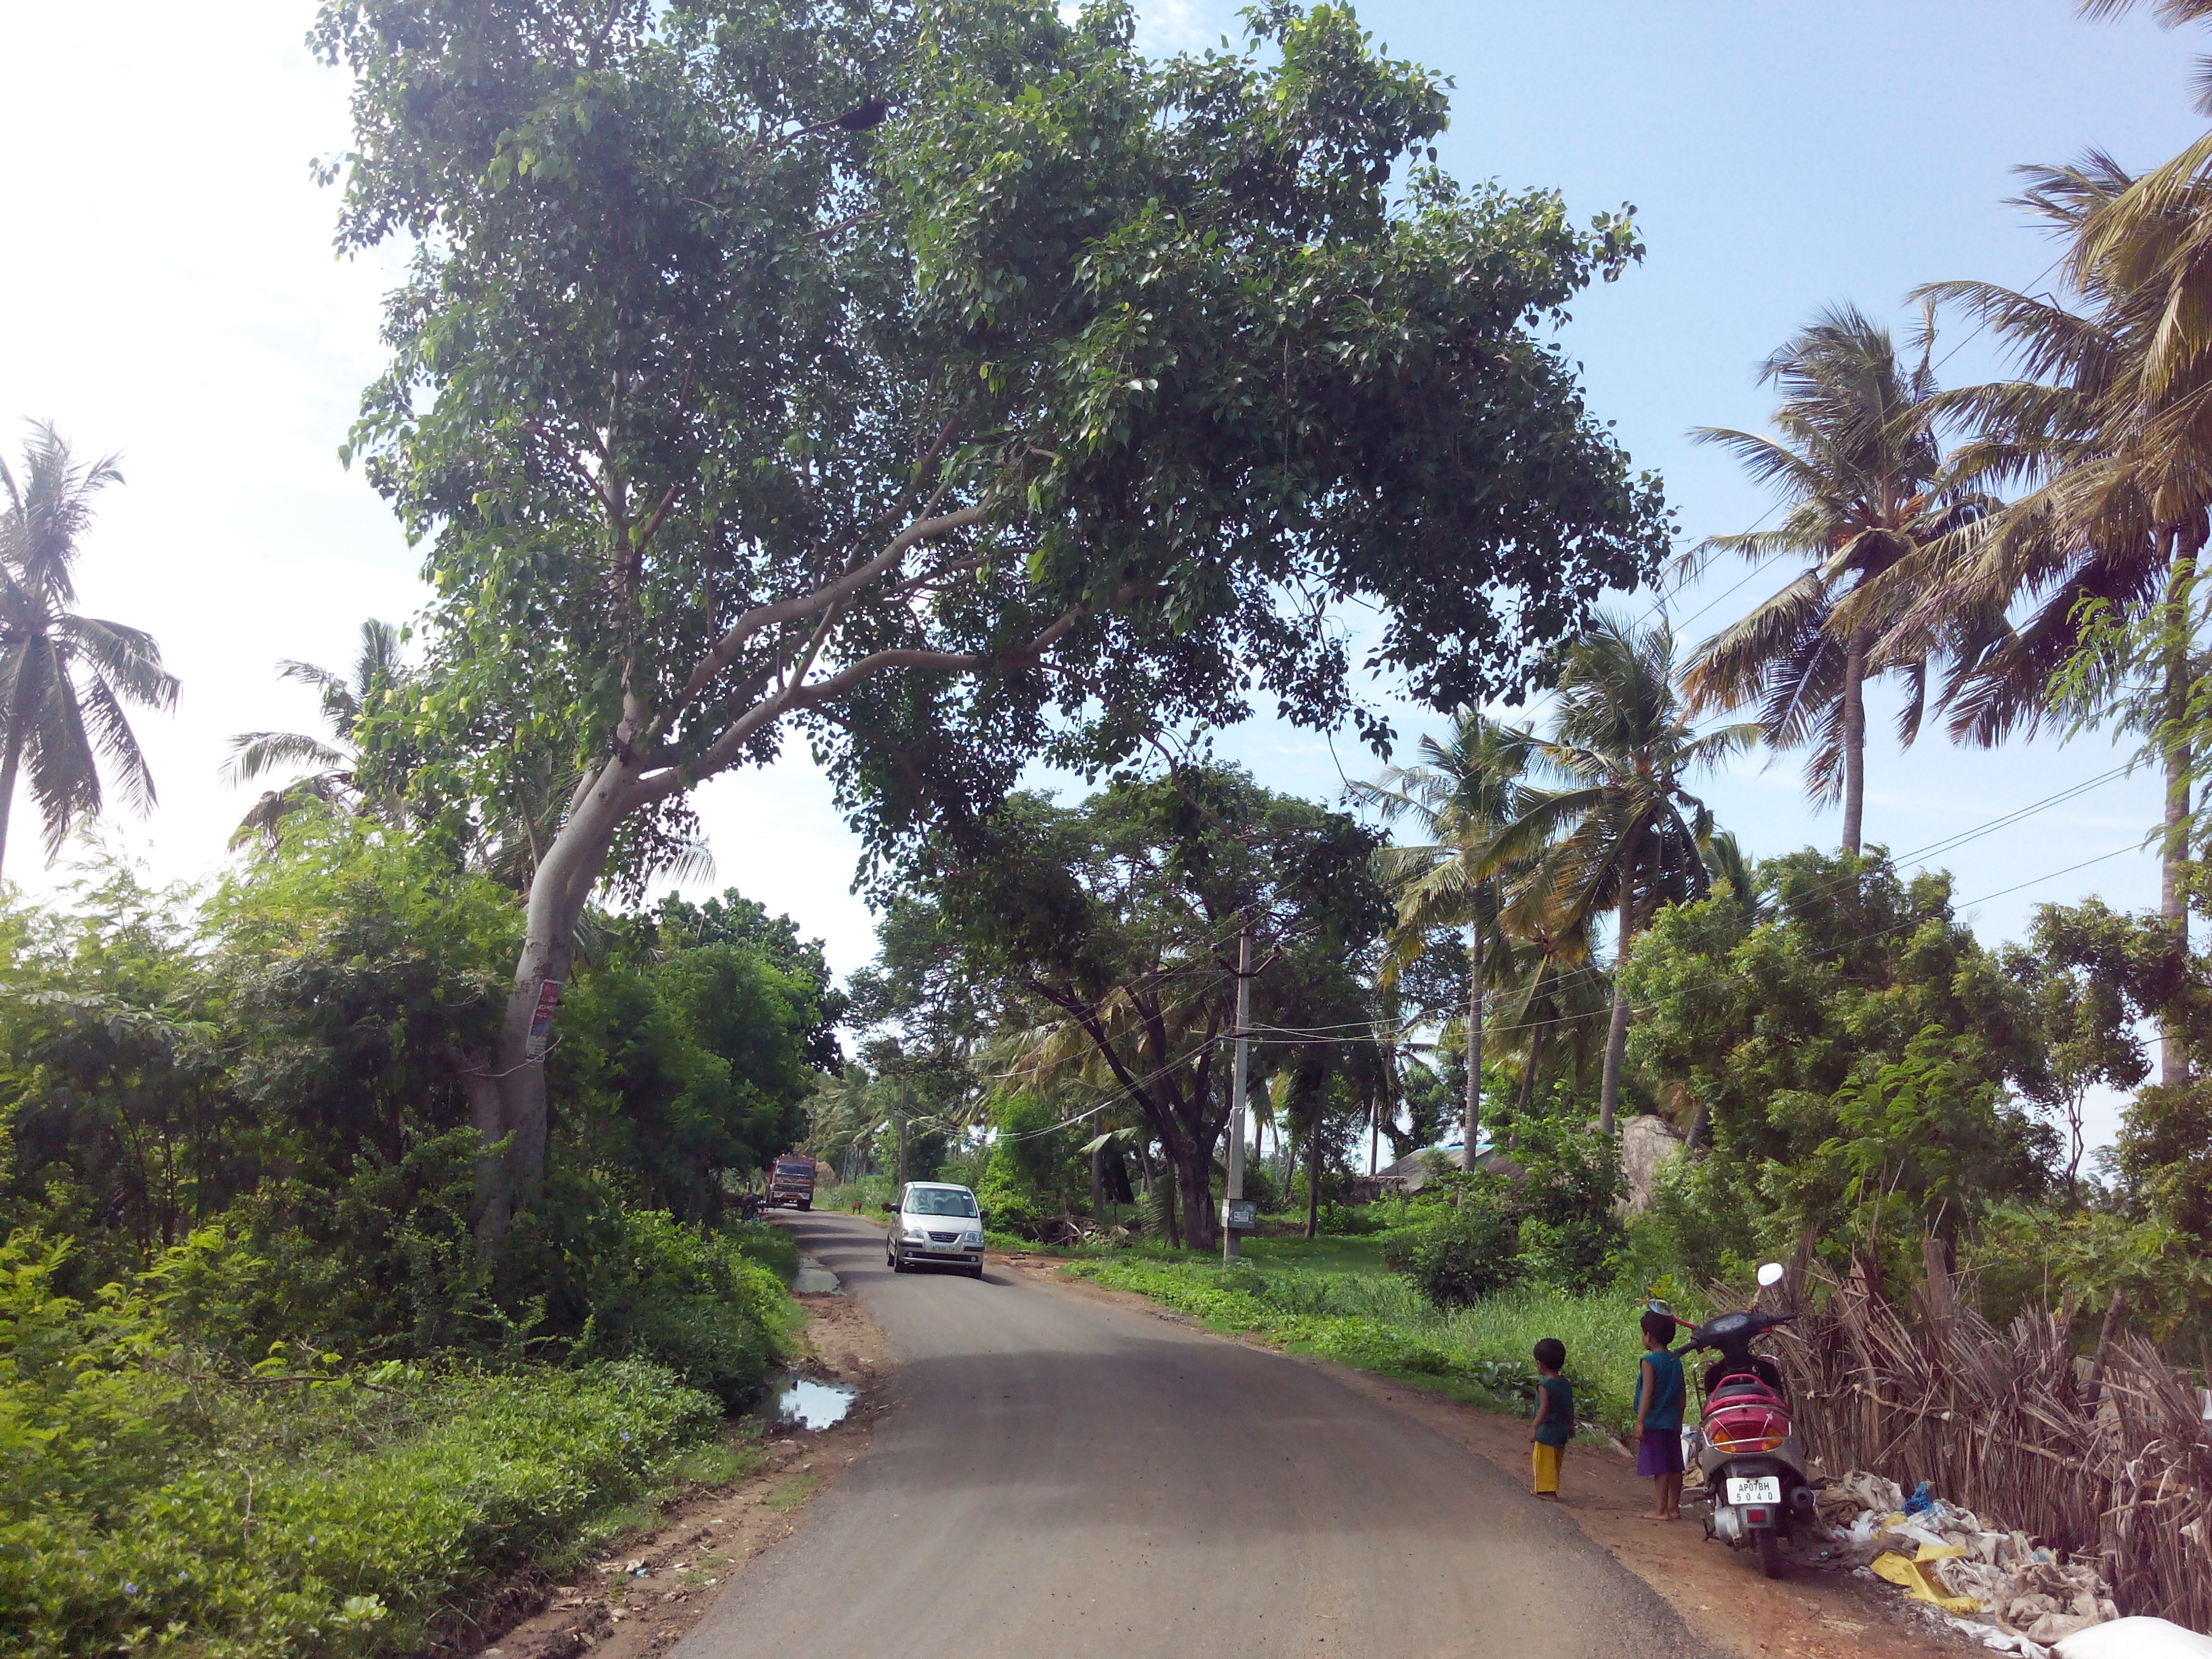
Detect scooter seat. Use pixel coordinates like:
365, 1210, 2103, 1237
1711, 1378, 1784, 1405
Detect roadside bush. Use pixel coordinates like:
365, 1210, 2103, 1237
1616, 1149, 1763, 1292
821, 1171, 894, 1220
3, 1359, 718, 1659
577, 1210, 798, 1408
1315, 1201, 1383, 1236
720, 1218, 800, 1283
1383, 1193, 1521, 1307
1239, 1161, 1280, 1213
1, 1231, 727, 1659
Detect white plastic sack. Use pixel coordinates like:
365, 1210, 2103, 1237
2055, 1617, 2212, 1659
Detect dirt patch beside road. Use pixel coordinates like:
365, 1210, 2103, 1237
445, 1290, 889, 1659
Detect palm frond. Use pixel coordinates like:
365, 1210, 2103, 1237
220, 730, 353, 788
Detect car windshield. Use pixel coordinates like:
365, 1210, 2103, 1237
906, 1188, 978, 1218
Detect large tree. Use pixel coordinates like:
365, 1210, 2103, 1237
915, 768, 1391, 1252
0, 424, 178, 876
319, 0, 1669, 1235
1621, 849, 2058, 1255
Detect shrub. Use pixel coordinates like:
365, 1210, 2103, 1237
577, 1210, 798, 1408
1, 1230, 729, 1658
720, 1218, 800, 1283
1, 1359, 718, 1659
1238, 1161, 1280, 1212
1315, 1201, 1383, 1236
1383, 1195, 1521, 1307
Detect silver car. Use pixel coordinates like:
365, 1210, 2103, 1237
885, 1182, 986, 1277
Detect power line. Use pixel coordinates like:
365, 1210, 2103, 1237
1357, 755, 2142, 1032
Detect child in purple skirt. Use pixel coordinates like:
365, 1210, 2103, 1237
1634, 1307, 1685, 1520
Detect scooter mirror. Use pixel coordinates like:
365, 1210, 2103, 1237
1756, 1261, 1786, 1288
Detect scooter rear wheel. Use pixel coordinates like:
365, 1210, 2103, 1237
1755, 1528, 1785, 1579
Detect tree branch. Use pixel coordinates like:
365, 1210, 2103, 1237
670, 504, 987, 713
629, 582, 1149, 812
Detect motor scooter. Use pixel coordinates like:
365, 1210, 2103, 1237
1682, 1263, 1811, 1579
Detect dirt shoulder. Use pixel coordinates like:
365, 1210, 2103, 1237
1000, 1250, 1974, 1659
449, 1289, 890, 1659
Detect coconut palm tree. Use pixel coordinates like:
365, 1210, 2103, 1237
1685, 306, 1986, 855
1488, 909, 1607, 1132
223, 618, 409, 847
1896, 152, 2212, 1083
1491, 617, 1758, 1134
1351, 710, 1538, 1166
0, 424, 178, 878
2081, 0, 2212, 112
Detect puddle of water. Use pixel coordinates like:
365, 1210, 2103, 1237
771, 1374, 858, 1431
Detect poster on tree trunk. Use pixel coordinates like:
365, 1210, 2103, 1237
526, 979, 563, 1058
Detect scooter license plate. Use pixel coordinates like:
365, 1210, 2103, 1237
1726, 1476, 1782, 1506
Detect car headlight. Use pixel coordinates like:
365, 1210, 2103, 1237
962, 1231, 983, 1247
903, 1225, 928, 1240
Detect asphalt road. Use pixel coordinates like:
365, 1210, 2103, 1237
675, 1211, 1717, 1659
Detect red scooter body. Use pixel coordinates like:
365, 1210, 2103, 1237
1682, 1308, 1811, 1578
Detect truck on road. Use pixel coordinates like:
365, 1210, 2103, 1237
769, 1154, 817, 1211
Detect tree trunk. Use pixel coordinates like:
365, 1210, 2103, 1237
0, 728, 20, 882
1090, 1144, 1103, 1218
1305, 1112, 1322, 1240
1174, 1139, 1216, 1253
1683, 1094, 1709, 1153
1462, 917, 1482, 1168
2160, 546, 2194, 1088
476, 756, 634, 1242
1839, 626, 1871, 857
1598, 882, 1637, 1137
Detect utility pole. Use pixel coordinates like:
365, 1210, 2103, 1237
896, 1080, 909, 1189
1223, 929, 1253, 1265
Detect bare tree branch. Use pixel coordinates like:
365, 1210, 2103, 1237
670, 503, 987, 712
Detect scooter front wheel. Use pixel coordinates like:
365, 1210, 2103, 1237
1755, 1528, 1784, 1579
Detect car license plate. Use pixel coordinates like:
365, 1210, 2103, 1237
927, 1242, 962, 1252
1726, 1476, 1781, 1506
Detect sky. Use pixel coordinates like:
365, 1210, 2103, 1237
3, 1, 2207, 1149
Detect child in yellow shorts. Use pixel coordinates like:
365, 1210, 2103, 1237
1530, 1337, 1572, 1499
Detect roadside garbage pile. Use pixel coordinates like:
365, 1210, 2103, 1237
1770, 1249, 2212, 1635
1815, 1471, 2118, 1654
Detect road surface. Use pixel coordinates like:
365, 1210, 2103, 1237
676, 1211, 1717, 1659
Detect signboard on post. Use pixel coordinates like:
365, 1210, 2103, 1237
525, 979, 564, 1058
1223, 1199, 1258, 1231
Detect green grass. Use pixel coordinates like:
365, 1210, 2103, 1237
1063, 1252, 1649, 1435
1234, 1233, 1393, 1275
764, 1473, 819, 1512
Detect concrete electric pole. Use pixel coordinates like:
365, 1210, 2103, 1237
1223, 929, 1253, 1265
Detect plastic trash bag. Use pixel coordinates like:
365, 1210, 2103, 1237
2053, 1617, 2212, 1659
